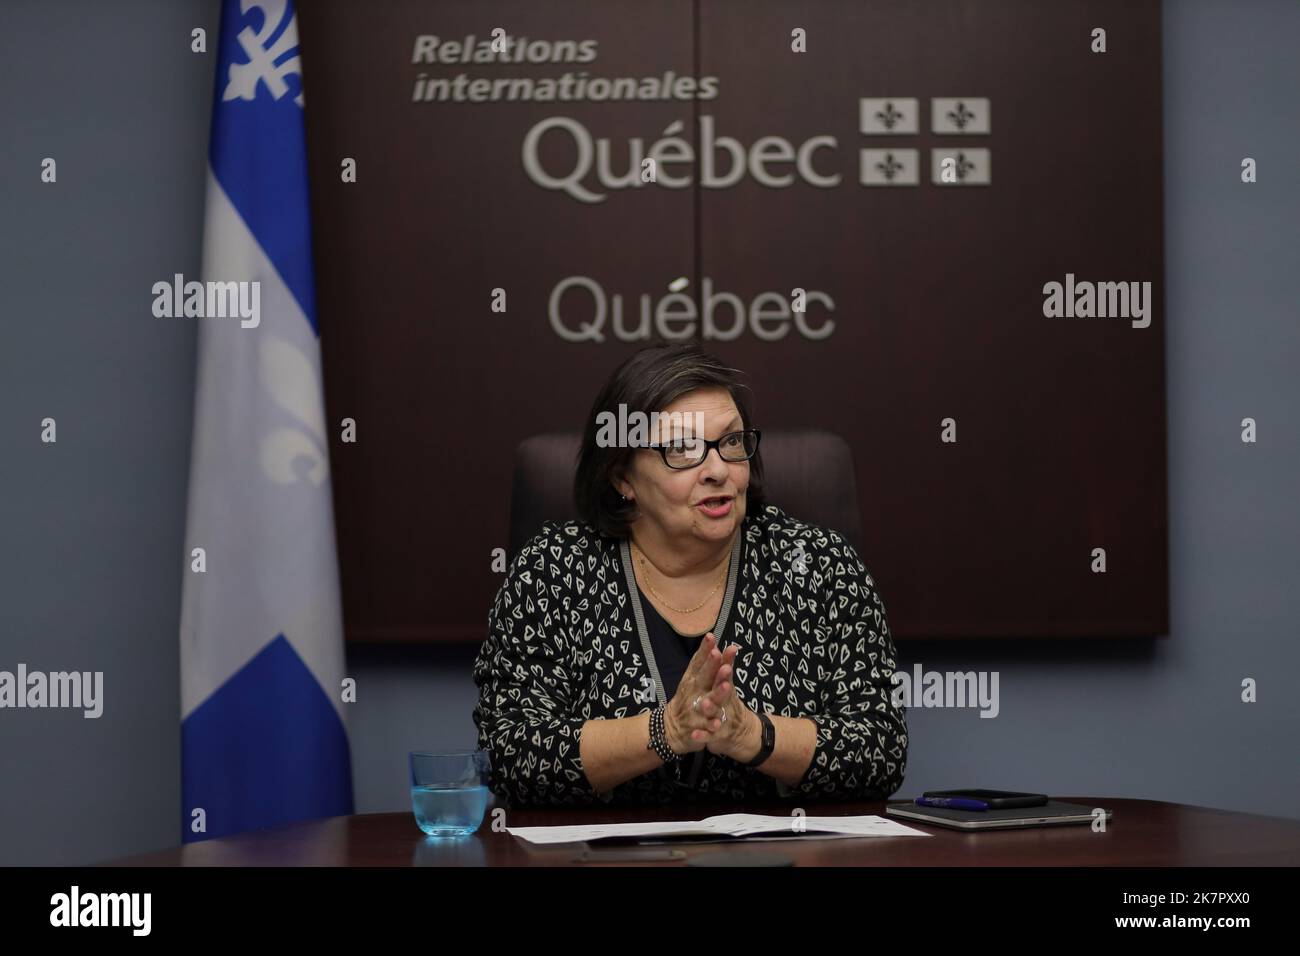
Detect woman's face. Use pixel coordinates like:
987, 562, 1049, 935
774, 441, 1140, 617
614, 387, 750, 549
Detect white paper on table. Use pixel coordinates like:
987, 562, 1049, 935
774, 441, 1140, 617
506, 813, 930, 846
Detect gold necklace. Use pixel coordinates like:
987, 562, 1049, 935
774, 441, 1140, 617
632, 541, 727, 614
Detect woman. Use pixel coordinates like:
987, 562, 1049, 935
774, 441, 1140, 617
472, 343, 908, 806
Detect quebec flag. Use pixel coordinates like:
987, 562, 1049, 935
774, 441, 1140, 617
180, 0, 353, 843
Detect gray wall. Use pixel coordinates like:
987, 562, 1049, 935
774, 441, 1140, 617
1, 0, 1296, 866
0, 0, 212, 867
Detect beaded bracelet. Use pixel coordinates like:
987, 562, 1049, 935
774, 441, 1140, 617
646, 703, 682, 764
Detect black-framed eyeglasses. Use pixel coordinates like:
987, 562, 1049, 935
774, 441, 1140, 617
644, 429, 761, 470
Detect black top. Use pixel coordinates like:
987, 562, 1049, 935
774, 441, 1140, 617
636, 577, 732, 792
473, 503, 909, 807
636, 582, 716, 701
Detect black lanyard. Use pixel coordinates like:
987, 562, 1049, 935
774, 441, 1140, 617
619, 531, 745, 791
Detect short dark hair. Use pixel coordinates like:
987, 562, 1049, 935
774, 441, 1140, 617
574, 343, 766, 539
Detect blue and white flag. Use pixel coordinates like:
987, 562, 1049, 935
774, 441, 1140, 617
180, 0, 352, 843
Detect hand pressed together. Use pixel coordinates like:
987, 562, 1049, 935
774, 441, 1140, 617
663, 632, 758, 762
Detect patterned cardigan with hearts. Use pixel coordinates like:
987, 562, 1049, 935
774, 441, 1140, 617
472, 502, 909, 807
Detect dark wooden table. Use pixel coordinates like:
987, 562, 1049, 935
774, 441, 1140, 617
103, 797, 1300, 866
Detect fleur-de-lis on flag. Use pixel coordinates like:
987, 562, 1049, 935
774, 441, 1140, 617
223, 0, 305, 107
875, 153, 904, 181
875, 101, 904, 130
258, 337, 330, 486
947, 101, 976, 130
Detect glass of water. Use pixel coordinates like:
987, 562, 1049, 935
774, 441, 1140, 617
408, 750, 491, 838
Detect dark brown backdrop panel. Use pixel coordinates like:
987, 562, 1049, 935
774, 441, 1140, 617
302, 1, 698, 641
300, 0, 1166, 642
695, 0, 1167, 637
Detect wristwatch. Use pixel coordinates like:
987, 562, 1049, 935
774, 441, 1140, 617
743, 710, 776, 767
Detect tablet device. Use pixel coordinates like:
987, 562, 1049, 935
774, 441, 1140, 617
886, 799, 1112, 831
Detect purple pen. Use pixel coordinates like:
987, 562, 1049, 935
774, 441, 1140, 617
914, 796, 990, 811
